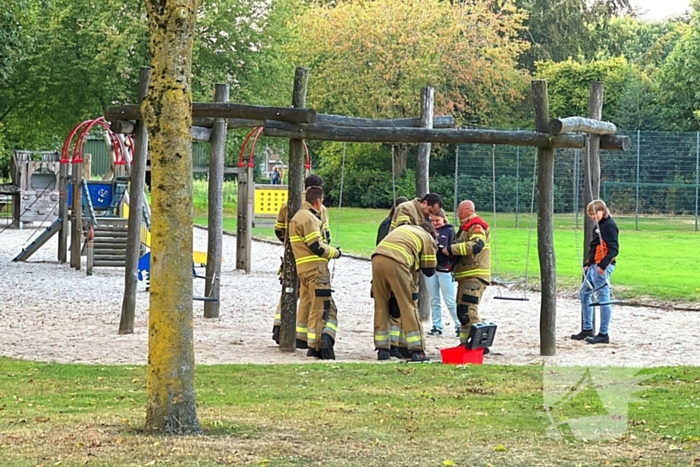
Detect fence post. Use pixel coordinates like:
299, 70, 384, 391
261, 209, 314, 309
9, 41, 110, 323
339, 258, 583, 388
453, 145, 459, 225
695, 132, 699, 232
515, 144, 520, 228
635, 130, 641, 230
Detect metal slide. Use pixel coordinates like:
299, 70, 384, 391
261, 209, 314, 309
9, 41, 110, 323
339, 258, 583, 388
12, 218, 62, 262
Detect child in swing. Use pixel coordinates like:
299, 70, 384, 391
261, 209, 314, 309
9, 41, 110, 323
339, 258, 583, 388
571, 199, 619, 344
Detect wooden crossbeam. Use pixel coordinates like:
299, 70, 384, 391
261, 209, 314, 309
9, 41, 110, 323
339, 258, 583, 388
104, 103, 317, 124
548, 116, 617, 135
261, 120, 631, 151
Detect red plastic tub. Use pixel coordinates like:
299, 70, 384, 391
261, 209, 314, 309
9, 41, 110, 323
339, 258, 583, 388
440, 345, 484, 365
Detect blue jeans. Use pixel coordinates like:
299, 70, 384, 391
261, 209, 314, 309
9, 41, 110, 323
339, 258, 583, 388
579, 264, 616, 335
425, 271, 458, 331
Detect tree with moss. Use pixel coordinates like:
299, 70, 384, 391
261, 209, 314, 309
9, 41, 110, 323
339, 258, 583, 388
142, 0, 200, 435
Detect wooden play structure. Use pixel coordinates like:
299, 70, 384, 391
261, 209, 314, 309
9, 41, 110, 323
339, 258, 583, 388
106, 66, 629, 356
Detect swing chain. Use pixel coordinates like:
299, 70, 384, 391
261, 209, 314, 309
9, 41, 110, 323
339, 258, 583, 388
332, 143, 347, 281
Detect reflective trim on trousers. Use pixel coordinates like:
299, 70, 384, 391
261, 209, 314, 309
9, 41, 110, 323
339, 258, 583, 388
389, 325, 400, 345
323, 318, 338, 339
296, 323, 308, 341
405, 331, 423, 350
274, 313, 281, 327
374, 330, 390, 348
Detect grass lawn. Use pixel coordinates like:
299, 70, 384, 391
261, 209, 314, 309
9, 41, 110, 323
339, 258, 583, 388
194, 206, 700, 303
1, 358, 699, 466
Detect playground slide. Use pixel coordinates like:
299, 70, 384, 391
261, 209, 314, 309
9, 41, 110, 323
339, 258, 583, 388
12, 218, 62, 262
121, 200, 209, 266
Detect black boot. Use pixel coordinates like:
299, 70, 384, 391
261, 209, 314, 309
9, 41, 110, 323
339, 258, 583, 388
377, 349, 391, 361
389, 345, 402, 359
320, 334, 335, 360
272, 326, 280, 345
585, 333, 610, 344
571, 329, 594, 340
307, 348, 322, 358
409, 351, 431, 362
296, 339, 308, 350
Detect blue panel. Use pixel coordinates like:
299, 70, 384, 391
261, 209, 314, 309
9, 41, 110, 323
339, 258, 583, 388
67, 181, 114, 209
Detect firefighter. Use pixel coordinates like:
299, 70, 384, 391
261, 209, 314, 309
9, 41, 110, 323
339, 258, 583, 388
372, 222, 438, 362
390, 193, 443, 230
444, 200, 491, 352
387, 193, 443, 357
288, 186, 341, 359
272, 174, 331, 348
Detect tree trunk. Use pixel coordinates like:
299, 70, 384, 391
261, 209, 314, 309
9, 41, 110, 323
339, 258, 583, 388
142, 0, 200, 435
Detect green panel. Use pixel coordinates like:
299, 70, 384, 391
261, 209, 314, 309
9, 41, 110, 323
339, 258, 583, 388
84, 138, 109, 179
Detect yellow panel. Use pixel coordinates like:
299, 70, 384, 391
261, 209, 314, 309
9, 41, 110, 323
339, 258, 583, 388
254, 186, 288, 215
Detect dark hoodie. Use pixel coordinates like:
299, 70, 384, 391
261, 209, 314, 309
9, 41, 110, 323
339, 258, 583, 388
435, 223, 456, 272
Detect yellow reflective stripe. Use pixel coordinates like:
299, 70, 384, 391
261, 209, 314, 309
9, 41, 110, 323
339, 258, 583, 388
454, 269, 491, 279
404, 230, 422, 251
323, 246, 337, 259
296, 255, 328, 265
290, 235, 304, 243
274, 222, 286, 229
274, 314, 281, 320
405, 334, 422, 344
473, 233, 486, 241
325, 321, 338, 332
307, 331, 317, 339
391, 215, 410, 228
296, 326, 308, 333
304, 231, 321, 242
420, 254, 437, 261
374, 334, 390, 342
381, 242, 412, 264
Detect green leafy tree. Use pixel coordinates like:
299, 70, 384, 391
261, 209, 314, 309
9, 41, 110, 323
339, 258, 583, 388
535, 57, 661, 130
658, 0, 700, 130
287, 0, 529, 174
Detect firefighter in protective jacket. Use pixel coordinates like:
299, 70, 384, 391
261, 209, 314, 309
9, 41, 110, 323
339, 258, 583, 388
386, 194, 443, 355
288, 186, 341, 359
272, 175, 330, 347
445, 200, 491, 345
372, 222, 438, 362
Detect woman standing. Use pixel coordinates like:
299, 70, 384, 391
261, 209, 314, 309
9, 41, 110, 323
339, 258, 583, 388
426, 209, 459, 337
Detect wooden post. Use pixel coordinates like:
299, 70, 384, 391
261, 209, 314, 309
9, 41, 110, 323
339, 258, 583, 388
120, 66, 150, 335
83, 153, 92, 180
236, 169, 251, 272
532, 80, 557, 356
416, 87, 434, 321
58, 161, 69, 263
416, 87, 434, 196
583, 82, 604, 269
280, 67, 309, 353
71, 161, 83, 270
204, 83, 229, 319
583, 81, 604, 333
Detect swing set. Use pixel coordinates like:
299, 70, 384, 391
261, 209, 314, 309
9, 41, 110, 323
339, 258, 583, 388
485, 144, 537, 301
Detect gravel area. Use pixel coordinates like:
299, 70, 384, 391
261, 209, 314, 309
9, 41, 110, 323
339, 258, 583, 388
1, 223, 698, 368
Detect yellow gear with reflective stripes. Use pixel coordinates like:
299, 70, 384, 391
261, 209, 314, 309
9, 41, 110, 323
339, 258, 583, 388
372, 224, 437, 271
274, 189, 330, 243
390, 198, 426, 231
449, 215, 491, 283
289, 201, 339, 274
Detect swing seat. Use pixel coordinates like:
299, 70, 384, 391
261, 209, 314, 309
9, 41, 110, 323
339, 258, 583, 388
492, 277, 529, 301
588, 299, 623, 307
494, 295, 530, 302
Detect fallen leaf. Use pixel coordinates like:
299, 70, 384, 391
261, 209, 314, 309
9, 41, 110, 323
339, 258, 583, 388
494, 444, 506, 452
442, 460, 456, 466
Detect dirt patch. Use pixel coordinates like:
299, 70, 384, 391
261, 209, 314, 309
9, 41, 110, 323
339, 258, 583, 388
1, 225, 699, 367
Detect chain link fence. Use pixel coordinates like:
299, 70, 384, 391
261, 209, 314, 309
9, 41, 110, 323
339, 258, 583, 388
455, 131, 700, 231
